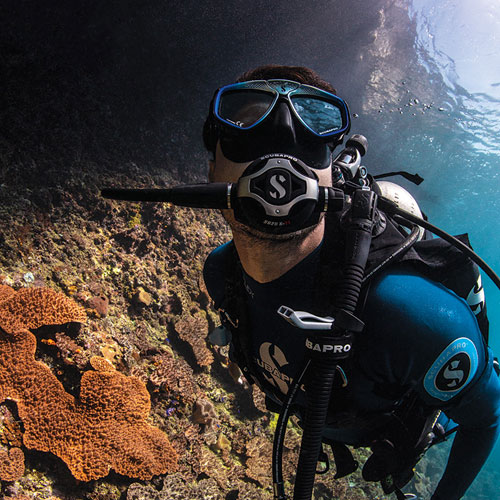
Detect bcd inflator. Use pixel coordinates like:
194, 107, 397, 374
102, 154, 348, 235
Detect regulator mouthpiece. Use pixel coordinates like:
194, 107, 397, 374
234, 154, 344, 235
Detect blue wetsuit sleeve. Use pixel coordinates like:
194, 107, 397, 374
365, 272, 500, 500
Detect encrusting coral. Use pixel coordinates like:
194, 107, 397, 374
149, 351, 198, 403
0, 285, 178, 481
127, 472, 224, 500
192, 399, 218, 429
0, 447, 25, 482
0, 285, 87, 332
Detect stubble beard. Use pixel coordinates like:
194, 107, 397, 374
222, 210, 323, 247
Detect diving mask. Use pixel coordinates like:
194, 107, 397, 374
214, 79, 350, 138
204, 79, 351, 168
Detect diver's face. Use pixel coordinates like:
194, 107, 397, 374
207, 82, 342, 239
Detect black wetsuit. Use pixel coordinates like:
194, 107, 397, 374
204, 240, 500, 499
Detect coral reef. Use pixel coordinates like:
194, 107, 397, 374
0, 286, 178, 482
174, 312, 213, 367
149, 351, 198, 404
0, 447, 25, 482
0, 156, 387, 499
245, 436, 273, 488
127, 473, 224, 500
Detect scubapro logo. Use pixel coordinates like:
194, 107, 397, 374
269, 174, 287, 200
305, 339, 351, 353
435, 353, 470, 391
423, 337, 478, 401
256, 342, 290, 393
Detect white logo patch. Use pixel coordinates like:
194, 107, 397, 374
424, 337, 478, 401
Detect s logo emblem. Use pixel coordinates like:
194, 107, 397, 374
269, 174, 287, 200
436, 353, 470, 390
424, 338, 478, 401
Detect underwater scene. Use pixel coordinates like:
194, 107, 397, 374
1, 0, 499, 499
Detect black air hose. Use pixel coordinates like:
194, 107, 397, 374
293, 359, 339, 499
292, 190, 376, 500
337, 262, 365, 312
272, 359, 311, 500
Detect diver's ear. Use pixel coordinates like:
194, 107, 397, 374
208, 160, 215, 182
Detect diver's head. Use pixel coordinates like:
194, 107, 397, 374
203, 65, 350, 169
205, 65, 349, 238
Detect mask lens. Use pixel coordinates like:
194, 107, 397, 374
218, 89, 275, 129
291, 96, 344, 135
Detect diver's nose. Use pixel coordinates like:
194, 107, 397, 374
272, 101, 297, 145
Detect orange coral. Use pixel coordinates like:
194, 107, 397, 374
89, 355, 115, 372
0, 446, 24, 481
0, 286, 87, 334
0, 286, 178, 481
0, 284, 16, 304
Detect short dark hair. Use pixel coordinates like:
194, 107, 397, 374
203, 64, 337, 156
236, 64, 337, 94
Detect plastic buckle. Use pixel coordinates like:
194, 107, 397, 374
316, 445, 330, 475
277, 305, 334, 330
335, 309, 365, 333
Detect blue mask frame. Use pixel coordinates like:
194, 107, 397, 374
213, 79, 350, 140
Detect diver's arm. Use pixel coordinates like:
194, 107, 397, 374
364, 271, 500, 499
430, 352, 500, 500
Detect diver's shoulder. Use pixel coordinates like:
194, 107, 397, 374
366, 266, 476, 320
203, 241, 234, 304
370, 267, 455, 299
204, 241, 234, 270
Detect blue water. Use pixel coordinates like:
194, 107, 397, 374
323, 2, 500, 497
402, 3, 500, 497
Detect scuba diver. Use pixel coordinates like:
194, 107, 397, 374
101, 64, 500, 499
200, 65, 500, 500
